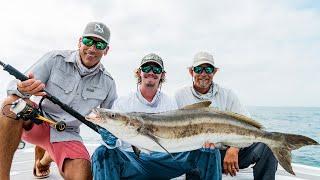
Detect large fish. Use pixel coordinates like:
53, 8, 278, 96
86, 101, 319, 175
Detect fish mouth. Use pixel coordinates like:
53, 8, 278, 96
85, 109, 102, 122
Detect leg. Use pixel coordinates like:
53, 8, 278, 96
239, 143, 277, 180
0, 96, 25, 180
45, 140, 92, 180
220, 143, 278, 180
33, 146, 52, 178
91, 146, 167, 179
61, 159, 92, 180
187, 149, 222, 180
181, 149, 222, 180
91, 146, 122, 180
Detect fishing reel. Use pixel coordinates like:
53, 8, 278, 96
10, 98, 66, 132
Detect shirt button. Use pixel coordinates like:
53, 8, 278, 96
83, 97, 87, 100
65, 90, 70, 93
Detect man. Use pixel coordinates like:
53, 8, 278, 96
91, 53, 221, 180
175, 51, 278, 180
0, 22, 117, 180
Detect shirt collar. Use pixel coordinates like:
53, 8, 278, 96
136, 89, 161, 107
65, 50, 104, 72
191, 82, 218, 100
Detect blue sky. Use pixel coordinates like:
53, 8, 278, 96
0, 0, 319, 107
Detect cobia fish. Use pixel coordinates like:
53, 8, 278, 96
86, 101, 319, 175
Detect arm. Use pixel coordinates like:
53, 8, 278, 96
7, 52, 56, 98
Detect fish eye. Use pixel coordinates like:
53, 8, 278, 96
110, 113, 116, 118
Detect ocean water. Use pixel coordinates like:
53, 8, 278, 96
80, 106, 320, 168
247, 106, 320, 168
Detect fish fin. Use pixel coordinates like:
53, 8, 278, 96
180, 101, 212, 110
272, 132, 319, 150
212, 109, 264, 129
267, 132, 319, 175
137, 127, 173, 157
132, 146, 141, 158
269, 146, 295, 175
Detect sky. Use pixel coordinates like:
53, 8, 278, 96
0, 0, 319, 107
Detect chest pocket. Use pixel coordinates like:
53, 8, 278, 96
82, 86, 107, 100
50, 69, 76, 94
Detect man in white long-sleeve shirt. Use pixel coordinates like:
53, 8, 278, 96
91, 53, 221, 180
175, 51, 278, 180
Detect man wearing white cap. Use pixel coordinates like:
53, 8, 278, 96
91, 53, 221, 180
175, 52, 278, 180
0, 22, 117, 179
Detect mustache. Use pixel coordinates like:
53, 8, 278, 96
197, 77, 210, 80
143, 74, 158, 79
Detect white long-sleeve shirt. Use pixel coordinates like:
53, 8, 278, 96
111, 89, 178, 151
174, 83, 250, 117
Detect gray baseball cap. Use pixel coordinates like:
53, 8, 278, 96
192, 51, 215, 67
140, 53, 164, 69
82, 22, 110, 43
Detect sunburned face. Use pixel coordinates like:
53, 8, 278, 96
190, 63, 217, 92
78, 36, 109, 68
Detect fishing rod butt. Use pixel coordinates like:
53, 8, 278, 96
0, 60, 5, 67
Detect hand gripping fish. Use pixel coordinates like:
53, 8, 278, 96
86, 101, 319, 175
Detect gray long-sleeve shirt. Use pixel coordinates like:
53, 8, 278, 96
7, 50, 117, 142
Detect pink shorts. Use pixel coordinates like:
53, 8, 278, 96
22, 123, 90, 172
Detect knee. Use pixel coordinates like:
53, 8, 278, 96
92, 145, 107, 161
91, 145, 118, 163
63, 159, 92, 180
1, 95, 20, 107
1, 95, 21, 119
0, 97, 24, 128
254, 143, 274, 157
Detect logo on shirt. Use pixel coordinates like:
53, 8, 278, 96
94, 24, 104, 34
86, 88, 94, 92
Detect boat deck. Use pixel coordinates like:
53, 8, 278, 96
11, 143, 320, 180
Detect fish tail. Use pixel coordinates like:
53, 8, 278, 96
268, 132, 319, 175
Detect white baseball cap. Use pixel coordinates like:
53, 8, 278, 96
192, 51, 215, 67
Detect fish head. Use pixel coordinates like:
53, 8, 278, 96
86, 108, 141, 138
86, 108, 128, 126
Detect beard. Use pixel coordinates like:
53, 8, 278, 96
142, 74, 159, 88
196, 78, 211, 89
145, 82, 156, 87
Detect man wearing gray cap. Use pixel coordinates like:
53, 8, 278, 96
175, 51, 278, 180
91, 53, 221, 180
0, 22, 117, 179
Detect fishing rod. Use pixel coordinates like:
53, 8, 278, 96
0, 60, 101, 133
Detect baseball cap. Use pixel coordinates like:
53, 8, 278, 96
192, 51, 215, 67
140, 53, 164, 69
82, 22, 110, 43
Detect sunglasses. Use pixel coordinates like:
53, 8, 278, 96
140, 65, 163, 74
82, 37, 108, 50
193, 66, 215, 74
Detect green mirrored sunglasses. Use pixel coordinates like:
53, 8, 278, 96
193, 66, 215, 74
140, 65, 163, 74
82, 37, 108, 50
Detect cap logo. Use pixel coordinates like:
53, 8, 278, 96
94, 24, 104, 33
